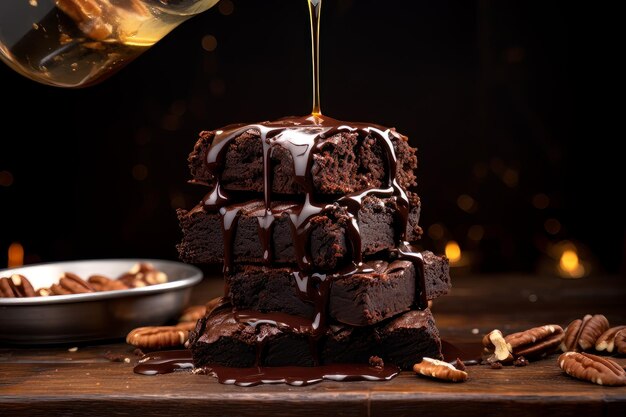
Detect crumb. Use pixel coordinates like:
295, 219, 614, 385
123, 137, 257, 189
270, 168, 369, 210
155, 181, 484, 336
104, 351, 130, 363
490, 362, 503, 369
369, 356, 384, 370
133, 348, 145, 357
67, 347, 78, 352
514, 356, 529, 367
471, 328, 479, 335
454, 358, 467, 371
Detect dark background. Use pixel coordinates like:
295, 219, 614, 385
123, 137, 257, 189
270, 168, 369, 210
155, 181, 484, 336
0, 0, 622, 276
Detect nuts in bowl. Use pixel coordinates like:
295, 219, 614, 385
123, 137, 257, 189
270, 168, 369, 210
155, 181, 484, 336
0, 262, 168, 298
0, 259, 202, 344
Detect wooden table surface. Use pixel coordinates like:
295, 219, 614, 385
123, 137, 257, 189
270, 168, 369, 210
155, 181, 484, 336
1, 272, 625, 417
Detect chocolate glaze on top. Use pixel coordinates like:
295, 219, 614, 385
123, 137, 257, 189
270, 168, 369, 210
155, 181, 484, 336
202, 114, 414, 270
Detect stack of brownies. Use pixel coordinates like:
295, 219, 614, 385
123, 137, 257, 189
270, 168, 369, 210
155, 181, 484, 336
177, 115, 451, 370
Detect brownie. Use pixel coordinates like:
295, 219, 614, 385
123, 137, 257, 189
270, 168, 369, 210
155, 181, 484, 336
177, 193, 422, 269
178, 115, 451, 378
188, 126, 418, 195
189, 308, 441, 370
226, 252, 450, 326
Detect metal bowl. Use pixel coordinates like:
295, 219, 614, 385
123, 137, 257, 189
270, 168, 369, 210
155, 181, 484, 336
0, 259, 203, 345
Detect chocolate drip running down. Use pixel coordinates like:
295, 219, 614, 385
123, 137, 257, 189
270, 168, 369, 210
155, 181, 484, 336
202, 114, 412, 270
196, 113, 428, 367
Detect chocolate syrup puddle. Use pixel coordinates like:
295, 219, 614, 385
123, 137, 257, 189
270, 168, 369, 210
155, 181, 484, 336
133, 350, 399, 386
206, 363, 400, 387
134, 350, 194, 375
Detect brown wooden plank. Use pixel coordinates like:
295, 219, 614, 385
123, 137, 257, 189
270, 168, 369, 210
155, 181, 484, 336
1, 274, 626, 416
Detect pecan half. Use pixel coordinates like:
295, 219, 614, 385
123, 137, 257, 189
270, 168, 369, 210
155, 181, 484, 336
56, 0, 113, 40
558, 352, 626, 386
413, 357, 468, 382
482, 329, 513, 363
595, 326, 626, 353
179, 305, 207, 323
87, 274, 129, 292
126, 323, 194, 349
0, 274, 36, 297
505, 324, 564, 359
561, 314, 610, 352
50, 272, 95, 295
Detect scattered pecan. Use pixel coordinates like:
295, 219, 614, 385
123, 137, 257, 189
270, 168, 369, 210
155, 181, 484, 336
87, 274, 128, 292
505, 324, 564, 359
179, 305, 207, 323
56, 0, 113, 40
561, 314, 609, 352
50, 272, 94, 295
482, 329, 513, 363
413, 357, 468, 382
490, 362, 503, 369
0, 274, 36, 297
119, 262, 168, 288
126, 323, 194, 349
595, 326, 626, 353
558, 352, 626, 386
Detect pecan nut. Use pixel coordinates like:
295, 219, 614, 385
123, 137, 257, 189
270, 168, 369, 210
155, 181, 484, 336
50, 272, 94, 295
126, 323, 194, 349
561, 314, 609, 352
595, 325, 626, 353
558, 352, 626, 386
87, 274, 129, 292
179, 305, 207, 323
0, 274, 36, 297
413, 357, 468, 382
505, 324, 564, 359
482, 329, 513, 363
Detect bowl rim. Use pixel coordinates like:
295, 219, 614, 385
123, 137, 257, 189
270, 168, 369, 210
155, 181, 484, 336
0, 258, 203, 306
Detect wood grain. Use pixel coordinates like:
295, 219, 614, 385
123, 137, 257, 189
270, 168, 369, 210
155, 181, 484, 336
1, 273, 625, 416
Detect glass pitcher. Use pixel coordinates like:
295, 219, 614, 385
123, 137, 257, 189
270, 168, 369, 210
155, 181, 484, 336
0, 0, 220, 88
